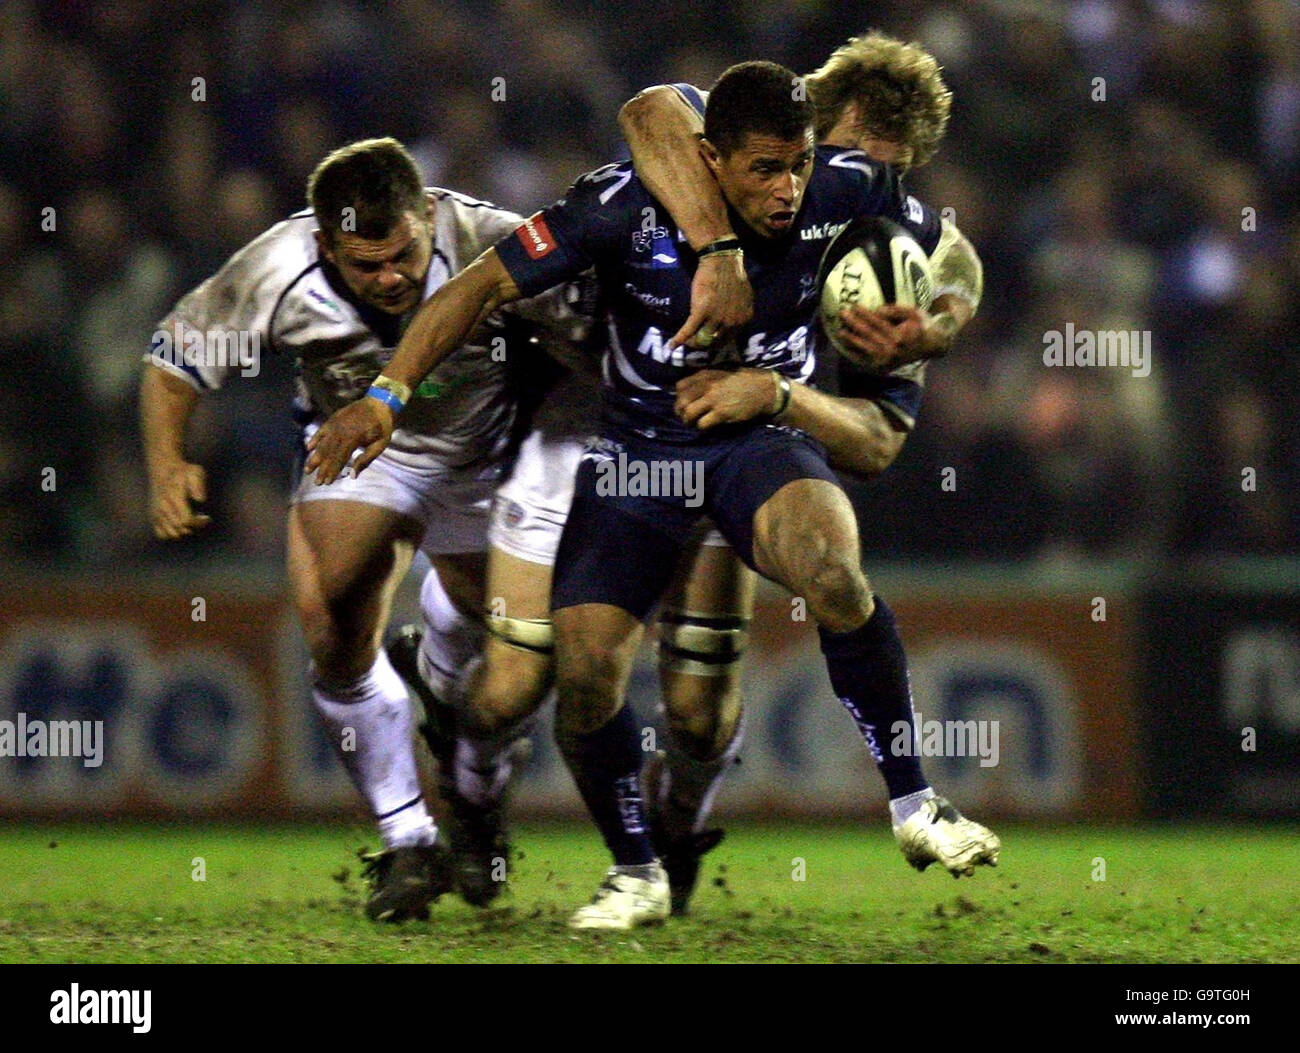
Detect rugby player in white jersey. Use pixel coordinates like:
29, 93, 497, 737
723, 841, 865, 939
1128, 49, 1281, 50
418, 32, 988, 919
140, 137, 590, 921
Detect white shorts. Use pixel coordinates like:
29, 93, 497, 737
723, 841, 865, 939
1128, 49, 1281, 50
292, 426, 496, 556
489, 430, 583, 565
488, 429, 730, 567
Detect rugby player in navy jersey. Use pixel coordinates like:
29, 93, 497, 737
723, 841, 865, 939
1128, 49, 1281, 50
398, 34, 985, 922
143, 135, 763, 923
411, 33, 987, 922
306, 61, 1000, 929
616, 32, 985, 912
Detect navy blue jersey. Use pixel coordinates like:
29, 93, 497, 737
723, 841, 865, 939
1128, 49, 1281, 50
496, 144, 940, 443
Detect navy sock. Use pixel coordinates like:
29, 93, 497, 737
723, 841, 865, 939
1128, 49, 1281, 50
818, 596, 929, 799
556, 704, 655, 866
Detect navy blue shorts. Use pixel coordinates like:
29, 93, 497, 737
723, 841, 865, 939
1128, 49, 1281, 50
551, 423, 841, 619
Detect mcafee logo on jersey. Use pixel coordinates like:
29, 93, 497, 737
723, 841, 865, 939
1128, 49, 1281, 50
517, 214, 556, 259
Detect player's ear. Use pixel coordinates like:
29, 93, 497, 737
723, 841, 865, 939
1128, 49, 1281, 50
699, 137, 722, 177
313, 228, 335, 265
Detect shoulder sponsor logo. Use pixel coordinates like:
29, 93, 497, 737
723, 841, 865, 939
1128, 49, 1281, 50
801, 220, 849, 242
516, 214, 556, 259
904, 195, 925, 224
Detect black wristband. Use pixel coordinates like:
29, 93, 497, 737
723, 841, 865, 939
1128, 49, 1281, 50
696, 236, 743, 258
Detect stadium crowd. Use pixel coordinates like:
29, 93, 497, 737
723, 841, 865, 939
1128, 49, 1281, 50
2, 0, 1297, 568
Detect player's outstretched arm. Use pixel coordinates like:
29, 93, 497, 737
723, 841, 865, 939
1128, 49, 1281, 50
619, 86, 753, 348
140, 362, 211, 539
304, 247, 522, 485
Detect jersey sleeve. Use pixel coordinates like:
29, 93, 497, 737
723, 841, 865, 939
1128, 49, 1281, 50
928, 216, 983, 309
437, 189, 527, 266
494, 163, 639, 299
821, 148, 942, 256
667, 82, 708, 118
148, 219, 308, 391
836, 360, 928, 432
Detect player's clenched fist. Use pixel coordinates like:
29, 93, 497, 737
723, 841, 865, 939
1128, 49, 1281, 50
148, 461, 211, 540
304, 397, 394, 485
675, 368, 779, 430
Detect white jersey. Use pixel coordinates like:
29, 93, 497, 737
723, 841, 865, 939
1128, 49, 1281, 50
150, 188, 586, 471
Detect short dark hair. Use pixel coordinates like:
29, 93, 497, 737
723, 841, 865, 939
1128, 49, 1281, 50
704, 61, 815, 157
307, 137, 425, 242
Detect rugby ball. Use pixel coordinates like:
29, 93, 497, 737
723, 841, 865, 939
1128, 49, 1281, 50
818, 216, 934, 367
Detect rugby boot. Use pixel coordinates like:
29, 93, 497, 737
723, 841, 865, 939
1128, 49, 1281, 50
893, 795, 1001, 877
360, 840, 453, 922
568, 864, 671, 930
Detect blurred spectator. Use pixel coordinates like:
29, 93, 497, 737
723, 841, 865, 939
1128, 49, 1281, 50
409, 86, 550, 211
1031, 165, 1157, 321
1174, 386, 1294, 555
64, 186, 178, 424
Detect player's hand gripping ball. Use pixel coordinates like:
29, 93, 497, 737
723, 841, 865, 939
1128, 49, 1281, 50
818, 216, 934, 372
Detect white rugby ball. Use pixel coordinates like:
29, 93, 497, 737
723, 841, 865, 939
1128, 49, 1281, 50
818, 216, 934, 367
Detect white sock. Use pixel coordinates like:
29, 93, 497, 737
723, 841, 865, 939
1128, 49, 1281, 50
889, 787, 936, 827
417, 566, 486, 700
311, 650, 436, 849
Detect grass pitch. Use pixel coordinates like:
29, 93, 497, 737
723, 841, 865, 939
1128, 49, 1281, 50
0, 821, 1295, 964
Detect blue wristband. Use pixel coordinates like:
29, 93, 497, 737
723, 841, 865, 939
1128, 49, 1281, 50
366, 385, 405, 414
